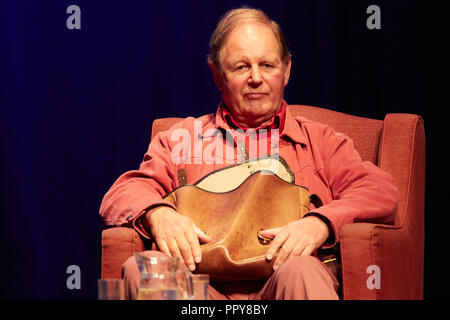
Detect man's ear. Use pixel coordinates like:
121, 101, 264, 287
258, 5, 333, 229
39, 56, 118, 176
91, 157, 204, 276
209, 62, 223, 92
283, 57, 292, 87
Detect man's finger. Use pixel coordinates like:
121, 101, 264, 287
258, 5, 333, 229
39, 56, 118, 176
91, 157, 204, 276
286, 240, 308, 261
259, 227, 282, 239
166, 236, 183, 261
299, 244, 315, 257
185, 229, 202, 264
265, 229, 289, 261
154, 237, 171, 257
175, 234, 196, 271
194, 225, 212, 244
272, 238, 296, 270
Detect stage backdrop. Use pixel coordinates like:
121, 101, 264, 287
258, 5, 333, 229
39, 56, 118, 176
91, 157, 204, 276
0, 0, 440, 299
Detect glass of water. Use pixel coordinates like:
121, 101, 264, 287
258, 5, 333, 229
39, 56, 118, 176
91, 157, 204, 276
98, 279, 125, 300
134, 252, 194, 300
192, 274, 209, 300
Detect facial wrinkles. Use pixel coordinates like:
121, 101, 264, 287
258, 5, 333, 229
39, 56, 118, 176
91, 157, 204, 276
224, 28, 281, 70
219, 23, 288, 128
223, 29, 282, 91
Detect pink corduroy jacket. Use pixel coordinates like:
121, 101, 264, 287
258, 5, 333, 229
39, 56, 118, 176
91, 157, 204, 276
99, 102, 398, 246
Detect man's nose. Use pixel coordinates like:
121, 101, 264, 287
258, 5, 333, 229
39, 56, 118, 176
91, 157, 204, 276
248, 66, 263, 86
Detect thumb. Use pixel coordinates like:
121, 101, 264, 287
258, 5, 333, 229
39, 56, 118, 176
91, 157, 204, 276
194, 225, 211, 243
259, 227, 282, 239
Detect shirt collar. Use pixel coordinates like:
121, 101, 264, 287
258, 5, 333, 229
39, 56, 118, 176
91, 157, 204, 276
219, 100, 286, 131
214, 100, 308, 146
281, 107, 308, 146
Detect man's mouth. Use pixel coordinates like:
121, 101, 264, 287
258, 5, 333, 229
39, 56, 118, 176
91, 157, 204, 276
245, 93, 268, 99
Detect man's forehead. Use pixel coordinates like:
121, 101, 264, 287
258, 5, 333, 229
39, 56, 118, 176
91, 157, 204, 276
223, 43, 282, 65
226, 23, 276, 45
222, 24, 281, 63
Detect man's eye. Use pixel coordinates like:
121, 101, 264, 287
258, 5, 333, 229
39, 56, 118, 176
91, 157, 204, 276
235, 65, 247, 71
263, 64, 274, 69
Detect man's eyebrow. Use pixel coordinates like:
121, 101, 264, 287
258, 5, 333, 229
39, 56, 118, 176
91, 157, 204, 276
228, 56, 249, 64
225, 55, 281, 68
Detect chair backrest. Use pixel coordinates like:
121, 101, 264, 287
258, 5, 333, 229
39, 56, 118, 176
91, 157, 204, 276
287, 105, 383, 164
151, 105, 384, 165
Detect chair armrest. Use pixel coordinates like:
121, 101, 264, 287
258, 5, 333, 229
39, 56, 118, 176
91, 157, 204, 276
339, 113, 425, 300
101, 227, 147, 279
340, 222, 423, 299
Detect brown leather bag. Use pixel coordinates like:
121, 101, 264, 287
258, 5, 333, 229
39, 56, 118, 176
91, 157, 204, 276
162, 163, 317, 281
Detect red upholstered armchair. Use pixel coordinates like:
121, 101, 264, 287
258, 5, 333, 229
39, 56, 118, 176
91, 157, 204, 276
101, 105, 425, 300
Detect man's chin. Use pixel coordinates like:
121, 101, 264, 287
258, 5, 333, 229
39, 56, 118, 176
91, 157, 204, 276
249, 104, 278, 117
241, 112, 275, 128
244, 100, 274, 113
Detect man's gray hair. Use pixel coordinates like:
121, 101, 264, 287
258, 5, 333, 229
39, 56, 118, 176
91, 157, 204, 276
207, 7, 291, 70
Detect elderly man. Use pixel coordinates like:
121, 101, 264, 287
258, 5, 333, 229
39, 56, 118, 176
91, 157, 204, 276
100, 7, 397, 300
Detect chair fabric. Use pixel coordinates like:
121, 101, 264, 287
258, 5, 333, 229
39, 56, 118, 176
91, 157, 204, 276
101, 105, 425, 299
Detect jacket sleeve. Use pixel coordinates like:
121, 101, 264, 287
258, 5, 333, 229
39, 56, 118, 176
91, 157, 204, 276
99, 130, 178, 238
305, 124, 398, 247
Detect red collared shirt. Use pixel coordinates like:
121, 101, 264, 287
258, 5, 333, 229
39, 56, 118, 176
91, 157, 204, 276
220, 101, 287, 159
100, 101, 398, 248
221, 101, 287, 131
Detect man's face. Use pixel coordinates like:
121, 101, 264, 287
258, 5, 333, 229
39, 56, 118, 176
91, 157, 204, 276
211, 22, 291, 128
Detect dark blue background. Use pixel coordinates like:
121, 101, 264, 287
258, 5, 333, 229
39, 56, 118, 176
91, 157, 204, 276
0, 0, 445, 299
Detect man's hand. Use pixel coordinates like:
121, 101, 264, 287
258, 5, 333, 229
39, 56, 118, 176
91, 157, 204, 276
143, 206, 211, 271
259, 216, 329, 271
